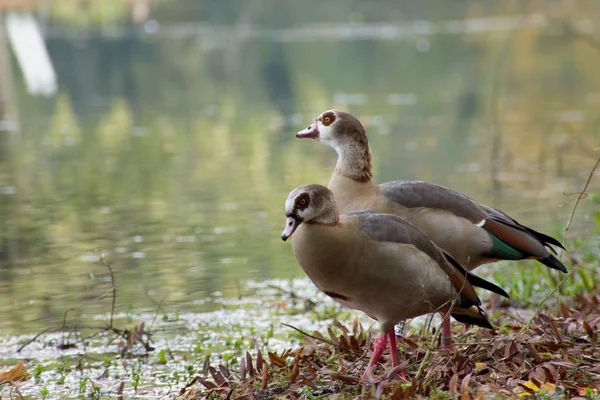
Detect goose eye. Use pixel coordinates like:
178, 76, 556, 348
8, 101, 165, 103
300, 199, 306, 205
323, 116, 331, 125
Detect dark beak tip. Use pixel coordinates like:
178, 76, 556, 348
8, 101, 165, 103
281, 234, 288, 241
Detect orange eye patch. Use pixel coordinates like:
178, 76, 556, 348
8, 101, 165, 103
321, 112, 335, 126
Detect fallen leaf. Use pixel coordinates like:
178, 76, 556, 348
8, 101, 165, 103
330, 373, 360, 384
474, 362, 489, 375
460, 372, 473, 400
245, 351, 255, 378
583, 320, 595, 343
540, 382, 558, 394
519, 379, 541, 393
0, 361, 29, 383
289, 360, 299, 384
526, 342, 542, 363
268, 351, 286, 367
261, 365, 269, 390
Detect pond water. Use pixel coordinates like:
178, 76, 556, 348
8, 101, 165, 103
1, 1, 600, 342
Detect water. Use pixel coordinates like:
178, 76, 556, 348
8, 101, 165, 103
1, 1, 600, 339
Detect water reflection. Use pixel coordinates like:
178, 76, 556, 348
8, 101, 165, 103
1, 1, 599, 335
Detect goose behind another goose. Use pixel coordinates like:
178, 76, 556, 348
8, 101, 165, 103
296, 110, 566, 273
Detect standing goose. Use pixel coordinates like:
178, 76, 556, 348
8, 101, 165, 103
296, 110, 567, 345
281, 184, 508, 378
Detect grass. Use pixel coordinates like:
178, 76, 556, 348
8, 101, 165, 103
177, 290, 600, 399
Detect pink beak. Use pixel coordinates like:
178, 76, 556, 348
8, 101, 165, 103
281, 217, 301, 241
296, 121, 319, 139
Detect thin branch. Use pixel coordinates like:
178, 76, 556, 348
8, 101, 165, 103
562, 156, 600, 245
16, 328, 52, 352
98, 257, 117, 329
147, 293, 169, 330
281, 322, 357, 353
413, 323, 443, 383
518, 156, 600, 336
517, 269, 575, 337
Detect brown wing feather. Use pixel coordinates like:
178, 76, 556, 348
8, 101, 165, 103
355, 212, 480, 305
483, 218, 549, 258
381, 181, 564, 257
380, 181, 486, 223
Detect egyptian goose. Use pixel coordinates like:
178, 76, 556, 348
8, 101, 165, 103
281, 184, 507, 378
296, 110, 567, 345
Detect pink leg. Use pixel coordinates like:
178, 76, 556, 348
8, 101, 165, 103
440, 312, 453, 350
387, 329, 407, 379
361, 333, 387, 380
387, 329, 400, 367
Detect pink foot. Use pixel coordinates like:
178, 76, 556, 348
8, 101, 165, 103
361, 333, 388, 381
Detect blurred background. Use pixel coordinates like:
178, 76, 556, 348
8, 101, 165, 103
1, 0, 599, 334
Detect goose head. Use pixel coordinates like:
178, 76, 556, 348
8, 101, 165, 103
281, 184, 339, 241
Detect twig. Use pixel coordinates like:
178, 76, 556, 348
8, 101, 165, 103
267, 284, 299, 300
281, 323, 356, 353
562, 156, 600, 245
98, 257, 117, 329
518, 156, 600, 336
413, 318, 444, 382
146, 293, 168, 329
2, 381, 25, 400
414, 279, 464, 384
60, 307, 75, 346
16, 328, 51, 352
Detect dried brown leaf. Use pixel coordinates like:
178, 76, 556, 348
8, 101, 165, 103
202, 356, 210, 375
460, 372, 473, 400
303, 335, 318, 349
116, 381, 125, 400
583, 320, 596, 342
550, 361, 577, 368
197, 376, 217, 390
0, 361, 29, 383
327, 327, 339, 346
256, 349, 264, 373
352, 319, 359, 335
313, 330, 326, 341
338, 335, 350, 351
239, 357, 246, 381
350, 336, 361, 352
245, 352, 255, 378
290, 360, 299, 384
209, 366, 226, 386
330, 372, 360, 384
261, 365, 269, 390
449, 373, 459, 397
219, 364, 230, 379
548, 319, 563, 342
527, 342, 542, 363
268, 351, 286, 368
